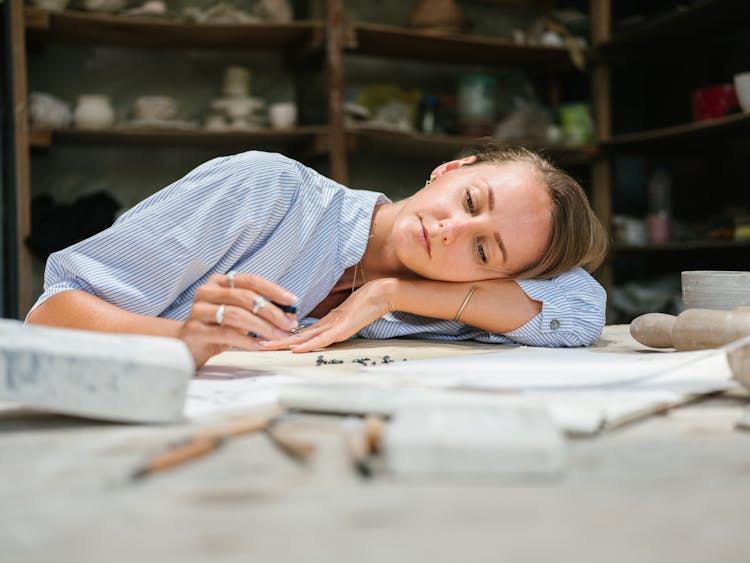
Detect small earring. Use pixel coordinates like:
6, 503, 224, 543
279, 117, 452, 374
424, 176, 434, 187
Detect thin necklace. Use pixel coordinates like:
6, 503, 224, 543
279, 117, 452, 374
352, 234, 374, 294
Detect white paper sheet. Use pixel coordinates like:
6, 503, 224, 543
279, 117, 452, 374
184, 345, 740, 434
184, 364, 302, 419
361, 346, 730, 391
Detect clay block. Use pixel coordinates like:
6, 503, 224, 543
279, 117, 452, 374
383, 400, 565, 480
0, 320, 194, 423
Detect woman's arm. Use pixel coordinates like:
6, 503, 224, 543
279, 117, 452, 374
388, 277, 541, 333
28, 273, 299, 368
262, 276, 538, 353
28, 290, 183, 336
264, 267, 605, 352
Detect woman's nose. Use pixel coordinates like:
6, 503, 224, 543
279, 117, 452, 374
438, 219, 468, 245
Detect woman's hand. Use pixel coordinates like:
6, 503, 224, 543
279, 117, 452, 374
178, 272, 299, 367
261, 278, 398, 353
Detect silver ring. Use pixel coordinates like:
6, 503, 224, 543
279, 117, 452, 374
215, 304, 225, 325
227, 270, 236, 288
251, 296, 268, 315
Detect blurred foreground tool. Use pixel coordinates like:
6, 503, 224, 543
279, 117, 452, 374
132, 415, 270, 480
131, 413, 316, 480
630, 307, 750, 351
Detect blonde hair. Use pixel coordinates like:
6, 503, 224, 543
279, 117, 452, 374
469, 145, 609, 280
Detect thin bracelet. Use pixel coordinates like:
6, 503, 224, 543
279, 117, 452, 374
453, 286, 477, 322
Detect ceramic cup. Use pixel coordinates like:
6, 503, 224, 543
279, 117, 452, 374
74, 94, 115, 130
691, 83, 739, 121
269, 102, 298, 129
134, 96, 178, 121
733, 72, 750, 113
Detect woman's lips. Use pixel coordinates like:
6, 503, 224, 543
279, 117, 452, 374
419, 219, 431, 257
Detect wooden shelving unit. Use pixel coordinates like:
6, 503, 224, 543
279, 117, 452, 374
596, 0, 750, 316
614, 239, 750, 254
601, 113, 750, 150
346, 21, 580, 71
28, 126, 330, 151
599, 0, 750, 55
24, 7, 324, 50
7, 0, 601, 316
346, 127, 595, 165
10, 3, 330, 316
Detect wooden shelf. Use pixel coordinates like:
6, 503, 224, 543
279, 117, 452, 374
29, 126, 330, 152
346, 127, 595, 165
346, 22, 581, 71
601, 112, 750, 150
614, 239, 750, 253
599, 0, 750, 55
25, 8, 324, 50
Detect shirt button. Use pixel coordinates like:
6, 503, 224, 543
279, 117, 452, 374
549, 319, 561, 330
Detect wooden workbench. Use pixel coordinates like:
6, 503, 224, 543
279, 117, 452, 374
2, 325, 750, 562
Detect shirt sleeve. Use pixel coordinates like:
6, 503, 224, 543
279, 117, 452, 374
27, 151, 300, 319
498, 266, 607, 347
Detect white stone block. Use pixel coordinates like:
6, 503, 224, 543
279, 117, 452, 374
0, 320, 194, 423
384, 400, 565, 480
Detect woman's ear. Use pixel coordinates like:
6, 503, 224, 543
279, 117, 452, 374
428, 155, 478, 182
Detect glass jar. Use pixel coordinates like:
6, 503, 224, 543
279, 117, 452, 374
417, 95, 439, 134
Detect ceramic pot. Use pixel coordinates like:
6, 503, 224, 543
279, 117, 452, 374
269, 102, 297, 129
223, 66, 251, 97
74, 94, 115, 130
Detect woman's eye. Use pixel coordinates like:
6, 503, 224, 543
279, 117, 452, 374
477, 240, 487, 263
465, 189, 476, 214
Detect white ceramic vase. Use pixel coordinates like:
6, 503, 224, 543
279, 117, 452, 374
74, 94, 115, 130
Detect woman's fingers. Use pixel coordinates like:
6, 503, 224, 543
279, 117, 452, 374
259, 325, 321, 350
193, 302, 289, 341
220, 272, 298, 309
289, 330, 342, 353
261, 318, 347, 353
202, 275, 298, 333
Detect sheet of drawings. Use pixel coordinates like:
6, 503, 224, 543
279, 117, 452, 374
185, 345, 740, 434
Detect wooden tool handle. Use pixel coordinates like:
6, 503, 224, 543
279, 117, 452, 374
132, 436, 220, 479
131, 416, 270, 480
630, 313, 677, 348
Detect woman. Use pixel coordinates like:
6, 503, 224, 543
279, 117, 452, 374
27, 147, 608, 367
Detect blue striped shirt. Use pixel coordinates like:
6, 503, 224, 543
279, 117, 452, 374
30, 151, 606, 347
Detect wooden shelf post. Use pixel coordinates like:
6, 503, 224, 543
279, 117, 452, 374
9, 0, 33, 318
590, 0, 613, 291
325, 0, 347, 183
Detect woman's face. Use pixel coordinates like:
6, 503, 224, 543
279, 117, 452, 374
391, 160, 552, 282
